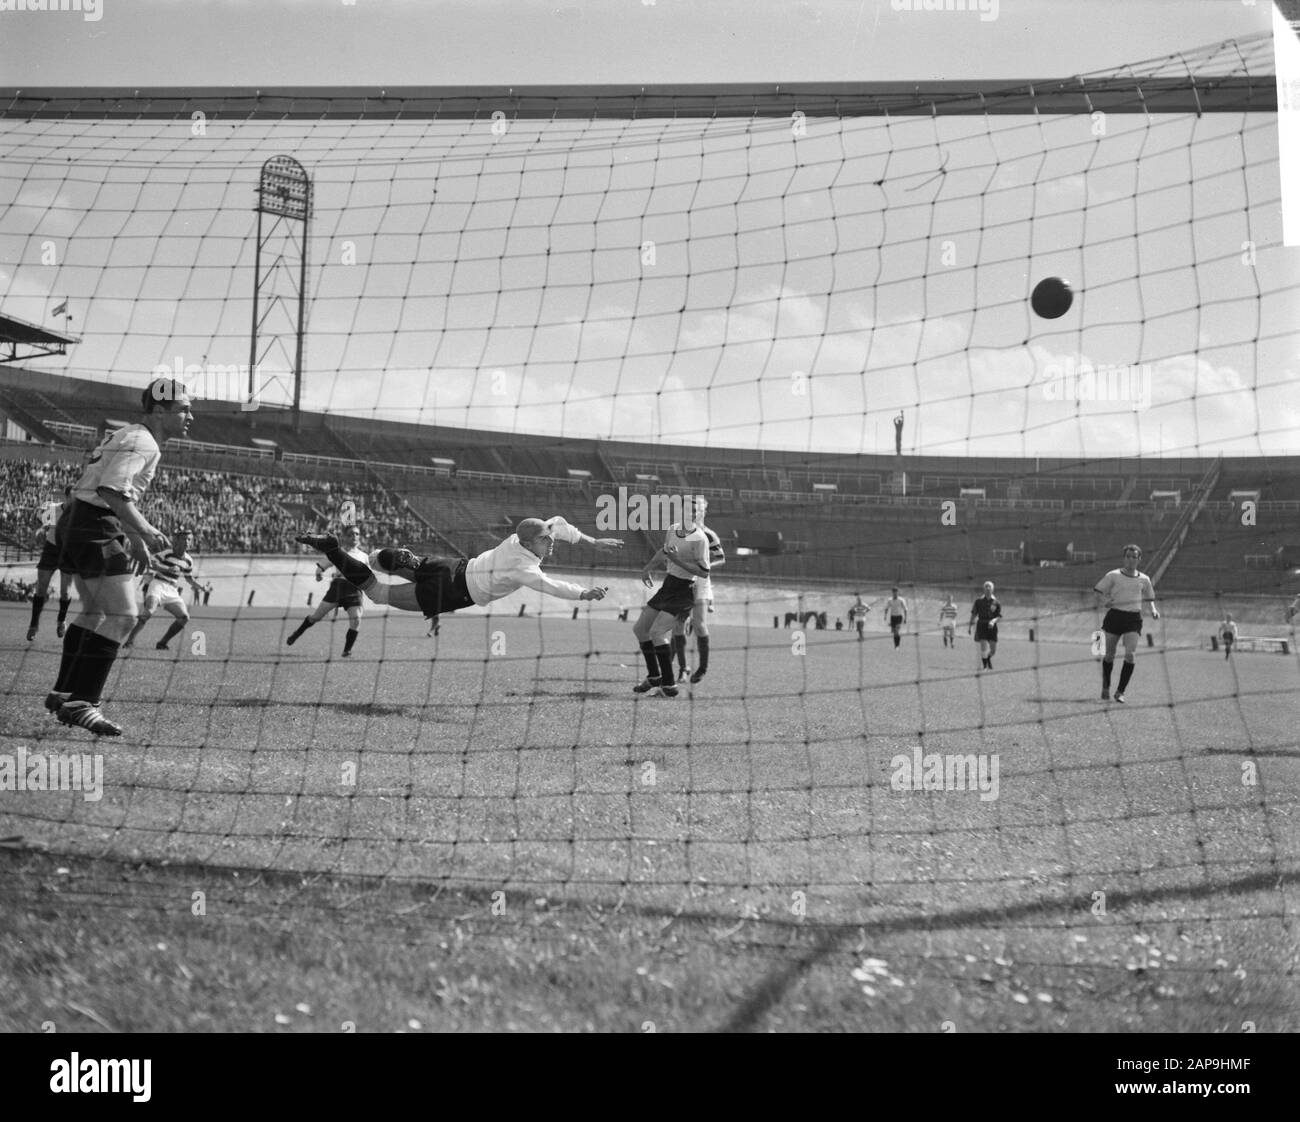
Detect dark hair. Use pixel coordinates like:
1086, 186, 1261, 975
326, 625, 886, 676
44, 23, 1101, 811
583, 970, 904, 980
142, 378, 188, 413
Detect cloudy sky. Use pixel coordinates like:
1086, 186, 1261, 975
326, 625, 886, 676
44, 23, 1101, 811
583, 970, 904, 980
1, 0, 1296, 458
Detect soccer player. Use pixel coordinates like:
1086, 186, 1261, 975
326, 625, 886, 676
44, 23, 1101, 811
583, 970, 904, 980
1287, 594, 1300, 624
1093, 544, 1159, 703
939, 593, 958, 648
969, 581, 1001, 669
45, 379, 193, 736
286, 525, 367, 656
296, 516, 619, 623
1218, 613, 1239, 660
27, 485, 74, 642
883, 587, 908, 649
848, 594, 869, 641
123, 528, 203, 651
671, 498, 724, 683
633, 512, 709, 698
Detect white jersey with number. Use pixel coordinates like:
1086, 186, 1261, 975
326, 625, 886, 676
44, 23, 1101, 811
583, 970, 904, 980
1094, 568, 1155, 613
74, 424, 161, 509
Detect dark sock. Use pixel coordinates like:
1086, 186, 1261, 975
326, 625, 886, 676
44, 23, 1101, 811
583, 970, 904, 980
639, 639, 659, 678
673, 633, 687, 671
1117, 661, 1135, 694
54, 623, 88, 692
28, 594, 47, 629
343, 627, 358, 655
160, 619, 185, 645
68, 630, 121, 704
326, 548, 374, 587
291, 617, 315, 639
893, 634, 900, 648
696, 635, 710, 673
1101, 659, 1114, 689
655, 644, 676, 687
57, 597, 71, 623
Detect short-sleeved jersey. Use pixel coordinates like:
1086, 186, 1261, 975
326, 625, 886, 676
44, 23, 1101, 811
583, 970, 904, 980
939, 602, 959, 624
970, 595, 1002, 622
149, 548, 195, 586
1094, 568, 1155, 613
884, 596, 908, 619
318, 546, 369, 584
701, 525, 725, 567
38, 500, 63, 545
74, 423, 161, 509
1220, 620, 1239, 641
664, 523, 709, 582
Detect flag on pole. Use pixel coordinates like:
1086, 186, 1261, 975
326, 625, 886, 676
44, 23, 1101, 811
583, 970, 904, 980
51, 299, 68, 318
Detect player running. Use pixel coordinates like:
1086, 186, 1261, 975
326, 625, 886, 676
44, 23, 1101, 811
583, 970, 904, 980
286, 525, 368, 657
26, 485, 75, 642
939, 594, 958, 647
44, 379, 193, 736
296, 516, 620, 622
123, 528, 203, 651
671, 497, 723, 684
1093, 544, 1159, 703
848, 594, 869, 641
1218, 613, 1239, 660
969, 581, 1001, 669
633, 511, 709, 698
883, 588, 908, 649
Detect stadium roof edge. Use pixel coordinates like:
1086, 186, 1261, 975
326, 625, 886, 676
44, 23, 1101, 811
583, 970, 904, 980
0, 75, 1275, 119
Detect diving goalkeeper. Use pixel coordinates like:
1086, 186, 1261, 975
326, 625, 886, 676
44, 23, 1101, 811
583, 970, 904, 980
296, 516, 621, 618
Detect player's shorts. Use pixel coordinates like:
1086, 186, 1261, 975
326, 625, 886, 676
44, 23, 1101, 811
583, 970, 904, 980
889, 614, 905, 631
648, 574, 695, 621
941, 622, 956, 633
36, 538, 64, 572
1102, 609, 1143, 636
143, 580, 186, 610
413, 557, 474, 618
854, 619, 865, 631
1221, 634, 1235, 648
974, 620, 999, 642
322, 577, 364, 610
54, 498, 132, 580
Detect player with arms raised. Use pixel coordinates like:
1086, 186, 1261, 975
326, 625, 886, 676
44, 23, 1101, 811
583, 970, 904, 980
671, 497, 723, 684
26, 485, 75, 642
123, 528, 203, 651
45, 379, 193, 735
1094, 544, 1159, 703
633, 508, 709, 697
296, 516, 620, 624
286, 524, 368, 657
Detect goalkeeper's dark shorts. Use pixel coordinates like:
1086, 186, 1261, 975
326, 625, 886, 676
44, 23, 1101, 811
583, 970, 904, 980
647, 575, 695, 621
413, 557, 474, 619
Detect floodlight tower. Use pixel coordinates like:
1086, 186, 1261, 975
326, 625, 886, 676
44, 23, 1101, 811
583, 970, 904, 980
249, 155, 311, 427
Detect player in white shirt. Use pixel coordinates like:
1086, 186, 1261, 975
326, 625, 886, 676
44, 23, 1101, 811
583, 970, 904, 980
296, 516, 620, 619
123, 528, 203, 651
285, 524, 368, 657
1093, 544, 1159, 703
848, 594, 869, 642
632, 509, 710, 697
27, 485, 75, 641
671, 498, 724, 684
45, 379, 193, 736
1218, 614, 1239, 660
883, 588, 908, 649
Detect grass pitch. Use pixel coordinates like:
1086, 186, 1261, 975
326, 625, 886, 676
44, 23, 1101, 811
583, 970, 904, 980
2, 602, 1297, 1031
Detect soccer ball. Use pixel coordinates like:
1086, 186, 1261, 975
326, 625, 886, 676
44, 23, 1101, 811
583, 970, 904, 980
1031, 276, 1073, 319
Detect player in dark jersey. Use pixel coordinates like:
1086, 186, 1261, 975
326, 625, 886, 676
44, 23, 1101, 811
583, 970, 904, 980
969, 581, 1001, 670
285, 525, 367, 656
45, 379, 193, 736
27, 485, 74, 641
